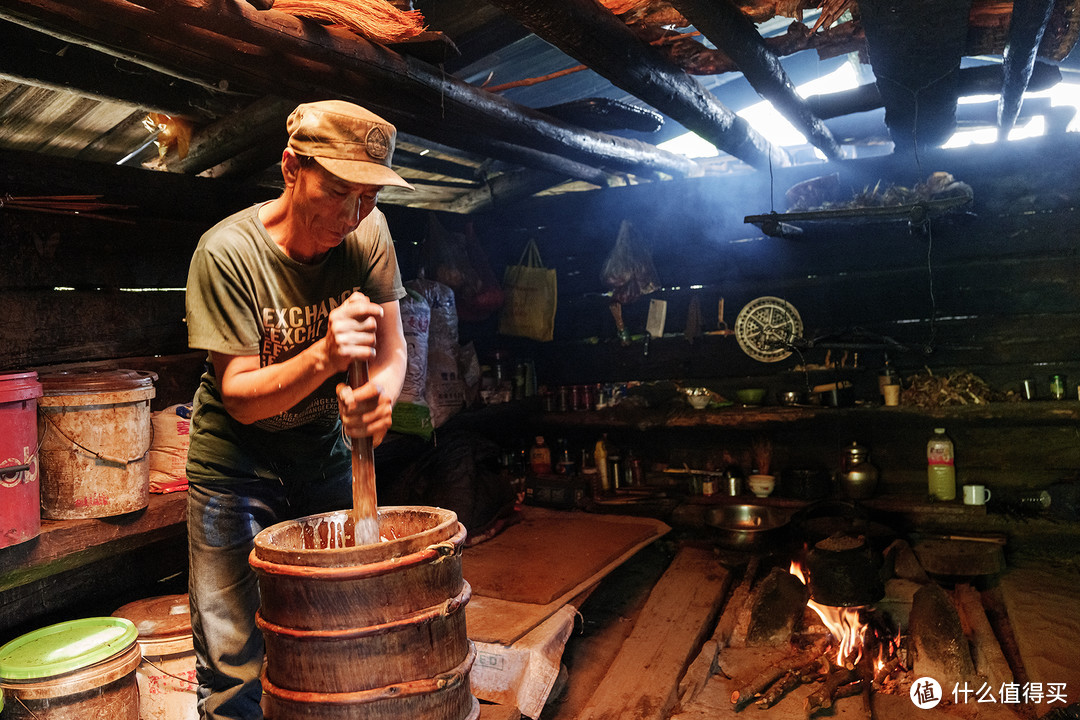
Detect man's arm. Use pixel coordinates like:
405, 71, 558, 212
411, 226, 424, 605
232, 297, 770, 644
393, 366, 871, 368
366, 298, 407, 404
211, 292, 386, 425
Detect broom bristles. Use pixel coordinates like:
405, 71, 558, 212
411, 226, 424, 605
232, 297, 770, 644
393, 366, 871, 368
274, 0, 426, 43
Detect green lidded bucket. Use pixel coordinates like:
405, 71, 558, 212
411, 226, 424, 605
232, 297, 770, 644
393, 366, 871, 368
0, 617, 141, 720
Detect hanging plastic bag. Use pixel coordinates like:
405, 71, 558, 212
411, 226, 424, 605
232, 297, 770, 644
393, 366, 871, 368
600, 219, 660, 305
457, 222, 505, 322
498, 239, 557, 342
422, 216, 504, 323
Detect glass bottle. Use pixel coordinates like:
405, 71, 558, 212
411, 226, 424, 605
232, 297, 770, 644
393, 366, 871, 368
594, 434, 610, 494
555, 438, 575, 475
530, 436, 551, 475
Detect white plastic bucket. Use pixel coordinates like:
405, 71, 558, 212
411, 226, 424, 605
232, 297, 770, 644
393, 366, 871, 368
113, 594, 198, 720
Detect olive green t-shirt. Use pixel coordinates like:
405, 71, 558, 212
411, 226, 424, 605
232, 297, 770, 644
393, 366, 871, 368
184, 203, 405, 485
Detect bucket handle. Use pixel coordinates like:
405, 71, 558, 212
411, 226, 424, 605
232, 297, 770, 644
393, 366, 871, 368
427, 540, 459, 563
11, 694, 44, 720
0, 463, 30, 476
39, 409, 154, 466
140, 657, 198, 687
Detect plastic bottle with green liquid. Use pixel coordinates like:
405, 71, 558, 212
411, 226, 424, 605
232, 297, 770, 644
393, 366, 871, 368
927, 428, 956, 501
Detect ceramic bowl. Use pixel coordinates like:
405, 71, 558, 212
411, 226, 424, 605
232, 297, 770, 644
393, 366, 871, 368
684, 387, 711, 410
747, 474, 776, 497
735, 388, 767, 405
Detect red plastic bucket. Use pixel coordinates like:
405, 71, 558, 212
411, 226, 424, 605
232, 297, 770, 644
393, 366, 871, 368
0, 371, 43, 549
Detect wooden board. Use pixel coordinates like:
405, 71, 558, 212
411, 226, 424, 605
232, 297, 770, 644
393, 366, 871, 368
478, 702, 521, 720
463, 507, 668, 605
998, 559, 1080, 706
0, 491, 187, 592
577, 545, 731, 720
466, 508, 668, 645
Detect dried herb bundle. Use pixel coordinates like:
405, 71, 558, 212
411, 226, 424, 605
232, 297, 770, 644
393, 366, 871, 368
900, 369, 1015, 408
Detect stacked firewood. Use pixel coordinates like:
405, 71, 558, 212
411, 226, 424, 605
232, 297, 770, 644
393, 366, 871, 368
729, 632, 909, 717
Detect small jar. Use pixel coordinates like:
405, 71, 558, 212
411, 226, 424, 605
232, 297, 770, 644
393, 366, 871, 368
1050, 374, 1066, 400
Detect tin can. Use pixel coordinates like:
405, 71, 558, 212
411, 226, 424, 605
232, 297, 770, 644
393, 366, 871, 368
572, 385, 588, 411
1050, 374, 1066, 400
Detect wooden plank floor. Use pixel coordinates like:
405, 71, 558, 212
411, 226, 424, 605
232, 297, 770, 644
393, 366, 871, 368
539, 541, 733, 720
576, 545, 731, 720
540, 541, 676, 720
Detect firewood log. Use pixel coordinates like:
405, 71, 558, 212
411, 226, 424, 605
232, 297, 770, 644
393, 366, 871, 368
754, 638, 830, 708
804, 665, 857, 716
732, 636, 829, 711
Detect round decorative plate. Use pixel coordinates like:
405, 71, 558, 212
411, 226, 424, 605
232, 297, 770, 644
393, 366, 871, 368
734, 296, 803, 362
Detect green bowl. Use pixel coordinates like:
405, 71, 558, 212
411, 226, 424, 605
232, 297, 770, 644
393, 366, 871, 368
735, 388, 767, 405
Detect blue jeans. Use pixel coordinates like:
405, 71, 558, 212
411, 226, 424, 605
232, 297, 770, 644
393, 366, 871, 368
187, 469, 351, 720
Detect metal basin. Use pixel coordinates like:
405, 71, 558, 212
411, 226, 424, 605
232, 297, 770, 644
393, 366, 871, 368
704, 504, 792, 550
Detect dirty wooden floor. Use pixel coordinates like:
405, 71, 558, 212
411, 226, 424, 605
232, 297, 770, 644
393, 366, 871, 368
539, 539, 679, 720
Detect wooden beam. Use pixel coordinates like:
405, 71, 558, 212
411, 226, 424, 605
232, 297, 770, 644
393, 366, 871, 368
857, 0, 972, 151
0, 18, 228, 119
0, 0, 700, 180
668, 0, 842, 160
805, 61, 1062, 120
485, 0, 790, 171
445, 168, 582, 215
577, 545, 731, 720
154, 95, 293, 175
998, 0, 1056, 137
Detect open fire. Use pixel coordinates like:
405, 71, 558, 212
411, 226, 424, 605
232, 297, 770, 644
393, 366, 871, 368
720, 558, 908, 716
789, 560, 900, 674
728, 557, 910, 716
697, 538, 1044, 720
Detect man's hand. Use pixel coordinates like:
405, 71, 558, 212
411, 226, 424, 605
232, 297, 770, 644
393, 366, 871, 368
324, 292, 385, 373
337, 380, 394, 447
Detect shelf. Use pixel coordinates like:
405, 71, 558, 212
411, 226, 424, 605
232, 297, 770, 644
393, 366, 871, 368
744, 194, 974, 237
0, 491, 187, 593
536, 400, 1080, 430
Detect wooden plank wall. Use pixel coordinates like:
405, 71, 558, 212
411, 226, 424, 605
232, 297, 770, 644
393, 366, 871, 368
458, 133, 1080, 394
0, 148, 431, 405
0, 150, 267, 400
2, 137, 1078, 494
443, 134, 1080, 494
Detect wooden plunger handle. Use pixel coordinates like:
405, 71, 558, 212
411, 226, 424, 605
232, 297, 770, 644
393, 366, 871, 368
348, 360, 378, 527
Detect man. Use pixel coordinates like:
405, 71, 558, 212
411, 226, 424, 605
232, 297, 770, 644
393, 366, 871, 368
184, 99, 411, 720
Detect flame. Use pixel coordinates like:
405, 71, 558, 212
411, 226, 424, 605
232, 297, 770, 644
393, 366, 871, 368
789, 561, 869, 665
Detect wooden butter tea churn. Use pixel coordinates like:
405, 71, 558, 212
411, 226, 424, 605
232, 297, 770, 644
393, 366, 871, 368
249, 506, 478, 720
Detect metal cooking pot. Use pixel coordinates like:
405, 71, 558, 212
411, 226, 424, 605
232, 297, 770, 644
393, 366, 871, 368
804, 532, 884, 606
705, 504, 792, 550
791, 500, 896, 552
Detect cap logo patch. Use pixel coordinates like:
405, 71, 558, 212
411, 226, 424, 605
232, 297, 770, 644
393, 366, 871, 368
365, 125, 390, 160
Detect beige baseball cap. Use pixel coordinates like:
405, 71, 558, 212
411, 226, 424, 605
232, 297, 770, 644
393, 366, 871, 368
286, 100, 414, 190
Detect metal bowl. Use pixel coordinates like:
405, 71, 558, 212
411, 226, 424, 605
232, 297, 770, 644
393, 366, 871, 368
778, 390, 804, 406
704, 504, 792, 550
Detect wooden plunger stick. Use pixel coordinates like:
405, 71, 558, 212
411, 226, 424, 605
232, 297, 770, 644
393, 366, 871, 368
348, 359, 380, 545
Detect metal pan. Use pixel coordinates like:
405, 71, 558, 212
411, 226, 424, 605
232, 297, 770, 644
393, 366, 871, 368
705, 504, 792, 550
